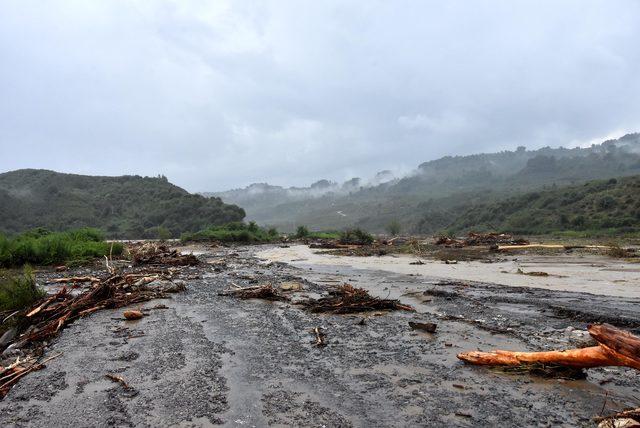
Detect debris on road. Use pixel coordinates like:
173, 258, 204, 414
435, 233, 529, 248
0, 353, 62, 399
280, 281, 303, 291
0, 255, 189, 399
130, 243, 199, 266
222, 284, 289, 301
596, 407, 640, 428
457, 323, 640, 371
301, 284, 414, 314
48, 276, 100, 284
517, 268, 549, 277
123, 310, 144, 320
105, 373, 133, 390
408, 321, 437, 333
312, 326, 326, 346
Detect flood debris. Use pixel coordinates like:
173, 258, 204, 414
48, 276, 100, 284
123, 310, 144, 320
435, 232, 529, 248
516, 268, 549, 277
596, 407, 640, 428
105, 373, 133, 390
408, 321, 437, 333
0, 262, 187, 399
458, 323, 640, 371
129, 243, 199, 266
312, 326, 326, 346
222, 284, 289, 301
301, 284, 414, 314
0, 353, 62, 399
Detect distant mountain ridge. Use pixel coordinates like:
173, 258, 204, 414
0, 169, 245, 238
208, 133, 640, 233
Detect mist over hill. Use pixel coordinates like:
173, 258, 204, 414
0, 169, 245, 238
209, 133, 640, 233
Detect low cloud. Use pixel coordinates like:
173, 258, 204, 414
1, 1, 639, 191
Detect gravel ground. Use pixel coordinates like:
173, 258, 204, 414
0, 245, 638, 427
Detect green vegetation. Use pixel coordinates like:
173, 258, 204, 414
446, 176, 640, 236
295, 225, 310, 238
181, 222, 280, 243
293, 225, 340, 240
0, 169, 245, 239
0, 228, 123, 267
385, 220, 401, 236
0, 267, 45, 312
339, 228, 374, 245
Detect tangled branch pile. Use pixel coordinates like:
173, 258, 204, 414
221, 284, 289, 301
0, 270, 184, 399
129, 243, 199, 266
435, 232, 529, 248
301, 284, 414, 314
597, 407, 640, 428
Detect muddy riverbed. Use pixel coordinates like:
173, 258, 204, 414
0, 244, 638, 427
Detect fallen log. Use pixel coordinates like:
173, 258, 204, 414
458, 324, 640, 371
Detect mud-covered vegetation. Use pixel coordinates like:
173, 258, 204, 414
447, 175, 640, 236
0, 169, 245, 239
181, 222, 280, 243
0, 228, 123, 267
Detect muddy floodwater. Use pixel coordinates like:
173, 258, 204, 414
1, 244, 638, 427
259, 245, 640, 298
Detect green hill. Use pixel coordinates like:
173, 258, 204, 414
0, 169, 245, 238
446, 175, 640, 236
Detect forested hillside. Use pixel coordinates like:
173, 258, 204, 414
445, 175, 640, 235
0, 170, 245, 238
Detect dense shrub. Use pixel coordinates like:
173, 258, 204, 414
339, 228, 374, 245
181, 222, 280, 243
0, 228, 123, 267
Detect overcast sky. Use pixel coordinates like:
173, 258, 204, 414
1, 1, 639, 191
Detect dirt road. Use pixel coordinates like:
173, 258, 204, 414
1, 245, 638, 427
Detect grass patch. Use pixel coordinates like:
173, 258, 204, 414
0, 266, 45, 313
0, 228, 124, 267
181, 222, 280, 243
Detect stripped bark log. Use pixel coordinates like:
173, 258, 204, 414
457, 324, 640, 371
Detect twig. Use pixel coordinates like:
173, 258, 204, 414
313, 326, 326, 347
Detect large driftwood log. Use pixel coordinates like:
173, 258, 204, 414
457, 324, 640, 371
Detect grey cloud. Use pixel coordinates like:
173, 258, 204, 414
1, 0, 639, 191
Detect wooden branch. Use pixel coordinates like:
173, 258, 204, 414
49, 277, 100, 284
458, 324, 640, 371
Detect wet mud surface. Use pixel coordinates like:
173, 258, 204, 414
0, 245, 638, 427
